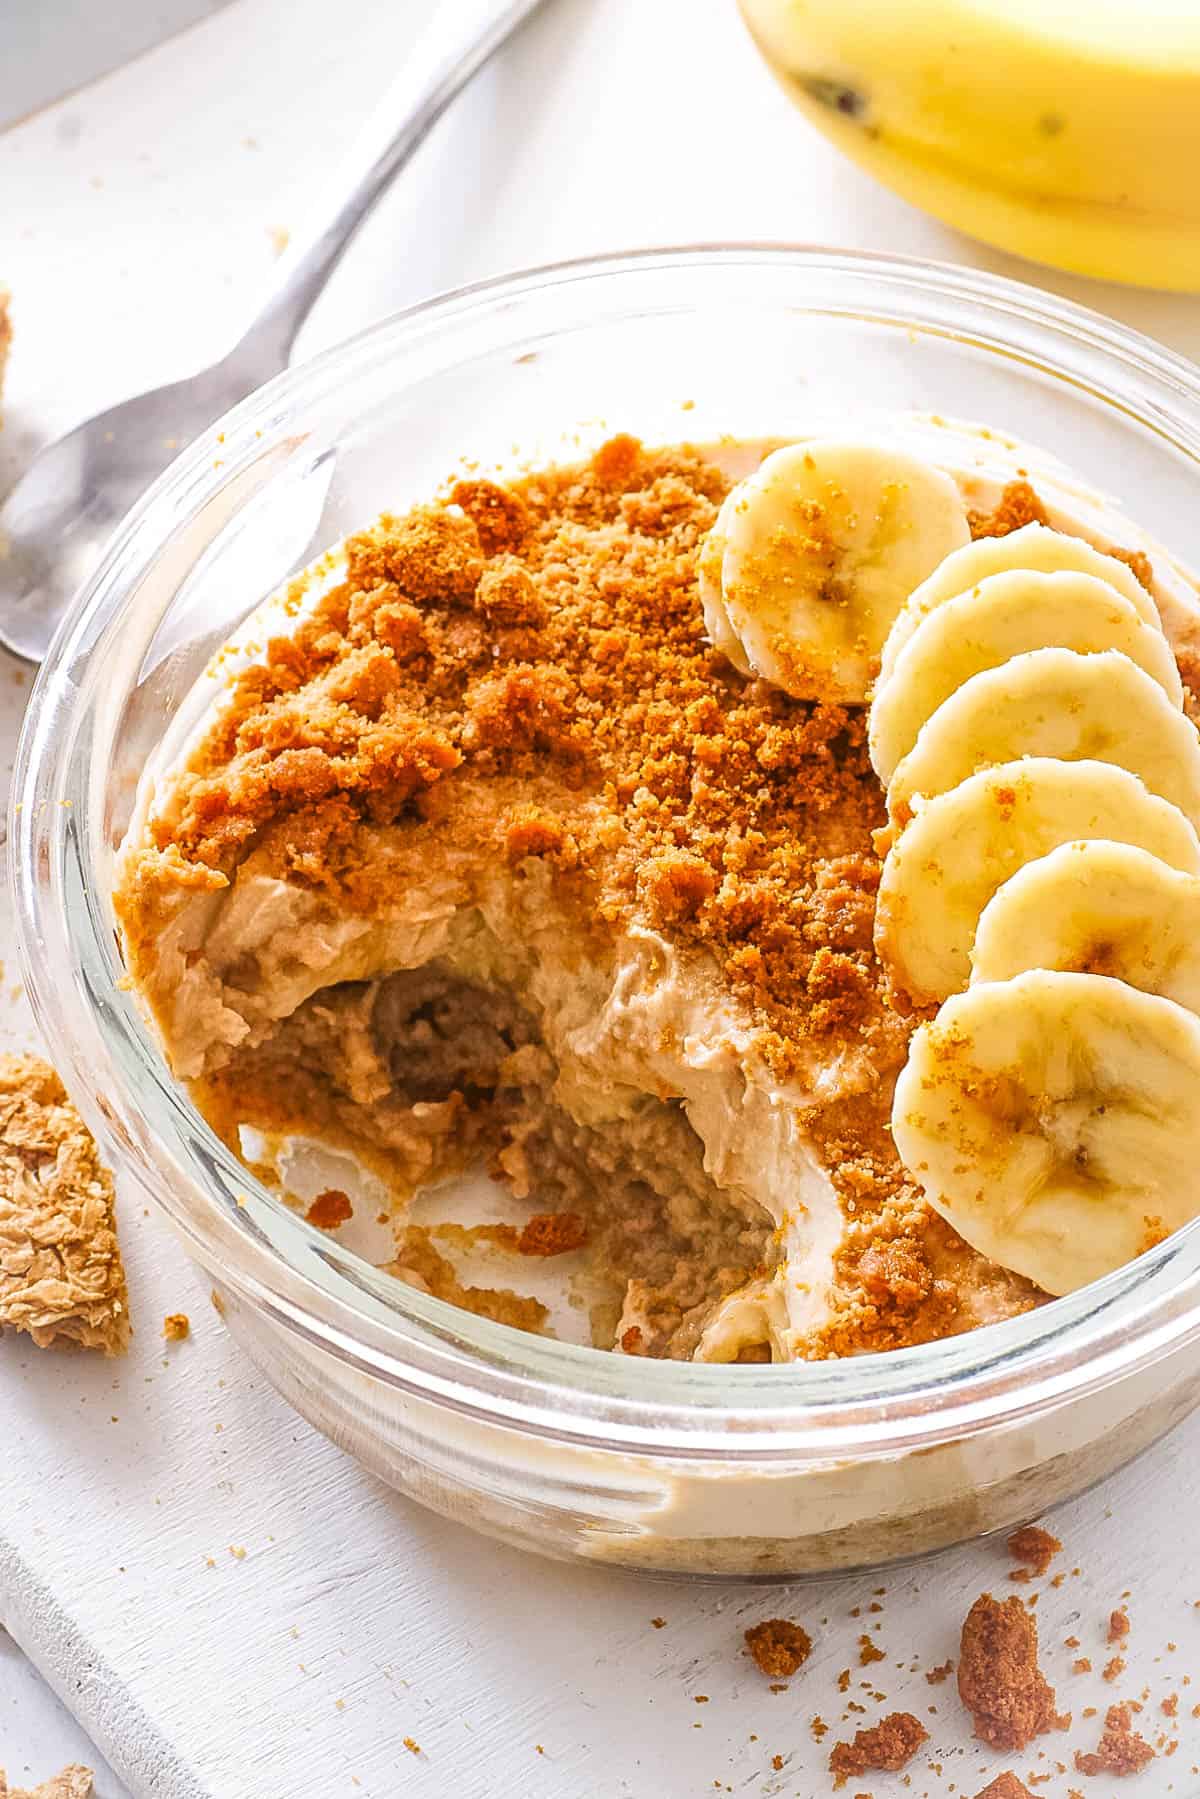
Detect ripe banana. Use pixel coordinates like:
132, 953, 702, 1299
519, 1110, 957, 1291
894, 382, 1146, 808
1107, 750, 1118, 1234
700, 440, 969, 701
887, 648, 1200, 828
971, 841, 1200, 1018
868, 570, 1182, 785
879, 523, 1159, 688
698, 493, 754, 677
738, 0, 1200, 291
874, 758, 1200, 1006
892, 970, 1200, 1295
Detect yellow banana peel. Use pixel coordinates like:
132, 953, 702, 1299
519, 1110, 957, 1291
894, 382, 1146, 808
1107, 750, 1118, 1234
739, 0, 1200, 290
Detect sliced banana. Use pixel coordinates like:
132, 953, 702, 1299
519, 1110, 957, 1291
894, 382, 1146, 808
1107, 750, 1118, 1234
698, 494, 754, 676
971, 840, 1200, 1016
887, 648, 1200, 827
875, 758, 1200, 1006
868, 569, 1183, 785
892, 969, 1200, 1296
706, 440, 970, 702
877, 522, 1159, 687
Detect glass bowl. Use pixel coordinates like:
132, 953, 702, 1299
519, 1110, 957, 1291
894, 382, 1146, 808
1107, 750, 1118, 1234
15, 247, 1200, 1579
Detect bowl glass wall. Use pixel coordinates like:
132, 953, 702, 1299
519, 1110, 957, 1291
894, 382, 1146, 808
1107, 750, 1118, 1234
15, 248, 1200, 1575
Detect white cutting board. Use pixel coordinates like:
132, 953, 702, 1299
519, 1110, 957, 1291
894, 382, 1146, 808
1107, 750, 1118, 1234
6, 1, 1200, 1792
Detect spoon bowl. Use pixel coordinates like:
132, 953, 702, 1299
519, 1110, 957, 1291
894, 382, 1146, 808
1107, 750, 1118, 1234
0, 0, 549, 663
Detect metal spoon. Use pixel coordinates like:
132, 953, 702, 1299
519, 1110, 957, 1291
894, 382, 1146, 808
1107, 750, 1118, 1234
0, 0, 549, 664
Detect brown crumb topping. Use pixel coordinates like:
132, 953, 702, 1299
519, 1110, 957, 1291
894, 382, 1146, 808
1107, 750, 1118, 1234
162, 1312, 190, 1341
1073, 1703, 1155, 1777
1007, 1524, 1062, 1582
828, 1713, 928, 1788
1105, 544, 1155, 593
958, 1594, 1067, 1752
305, 1187, 354, 1230
0, 1055, 129, 1355
974, 1777, 1034, 1799
968, 480, 1049, 539
515, 1211, 588, 1256
128, 443, 894, 1085
745, 1618, 813, 1679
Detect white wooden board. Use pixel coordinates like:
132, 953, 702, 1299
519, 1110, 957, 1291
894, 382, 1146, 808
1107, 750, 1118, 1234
5, 1, 1200, 1792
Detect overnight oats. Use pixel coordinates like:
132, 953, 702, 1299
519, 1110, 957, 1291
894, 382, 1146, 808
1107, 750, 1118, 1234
113, 414, 1200, 1381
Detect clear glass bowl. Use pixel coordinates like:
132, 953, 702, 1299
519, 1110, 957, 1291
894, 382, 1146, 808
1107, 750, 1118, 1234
15, 247, 1200, 1578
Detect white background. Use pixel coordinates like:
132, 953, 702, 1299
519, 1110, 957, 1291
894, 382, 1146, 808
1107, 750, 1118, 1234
4, 1, 1200, 1793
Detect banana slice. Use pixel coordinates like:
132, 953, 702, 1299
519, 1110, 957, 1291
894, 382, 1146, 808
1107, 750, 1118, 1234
875, 758, 1200, 1006
698, 490, 754, 676
892, 970, 1200, 1296
887, 648, 1200, 827
707, 440, 970, 702
971, 841, 1200, 1016
868, 570, 1183, 785
878, 522, 1158, 686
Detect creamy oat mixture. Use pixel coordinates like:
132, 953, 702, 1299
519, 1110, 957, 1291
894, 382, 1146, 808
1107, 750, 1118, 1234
113, 419, 1200, 1362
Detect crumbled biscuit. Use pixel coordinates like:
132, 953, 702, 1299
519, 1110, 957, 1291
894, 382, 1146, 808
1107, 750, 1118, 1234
0, 1055, 129, 1354
1007, 1524, 1062, 1581
1073, 1703, 1155, 1776
973, 1777, 1034, 1799
829, 1712, 928, 1787
744, 1618, 813, 1679
0, 1768, 93, 1799
958, 1594, 1067, 1752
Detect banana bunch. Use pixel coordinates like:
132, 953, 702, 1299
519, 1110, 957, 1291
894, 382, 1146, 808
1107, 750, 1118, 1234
872, 524, 1200, 1295
738, 0, 1200, 291
700, 446, 1200, 1293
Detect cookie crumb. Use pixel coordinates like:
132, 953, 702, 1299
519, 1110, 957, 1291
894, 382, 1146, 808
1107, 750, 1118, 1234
829, 1713, 927, 1788
1073, 1703, 1155, 1776
1107, 1608, 1130, 1644
973, 1778, 1033, 1799
968, 480, 1050, 540
0, 1770, 94, 1799
859, 1634, 887, 1667
958, 1593, 1067, 1752
744, 1618, 812, 1679
1007, 1525, 1062, 1582
0, 1055, 130, 1353
517, 1211, 587, 1256
162, 1312, 190, 1341
402, 1738, 420, 1756
305, 1188, 353, 1230
925, 1660, 954, 1685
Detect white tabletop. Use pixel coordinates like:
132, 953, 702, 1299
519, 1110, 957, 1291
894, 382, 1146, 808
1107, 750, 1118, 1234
4, 1, 1200, 1792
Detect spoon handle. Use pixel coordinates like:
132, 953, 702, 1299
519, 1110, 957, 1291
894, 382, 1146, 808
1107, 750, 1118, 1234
228, 0, 548, 373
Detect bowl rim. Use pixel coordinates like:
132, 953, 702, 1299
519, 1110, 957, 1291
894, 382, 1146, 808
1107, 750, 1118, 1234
15, 241, 1200, 1463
